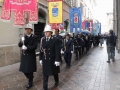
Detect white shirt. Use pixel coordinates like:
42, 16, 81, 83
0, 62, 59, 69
46, 36, 51, 41
27, 34, 31, 37
66, 39, 68, 42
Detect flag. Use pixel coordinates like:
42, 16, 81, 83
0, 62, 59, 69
48, 0, 63, 24
1, 0, 38, 26
70, 7, 82, 34
70, 8, 74, 33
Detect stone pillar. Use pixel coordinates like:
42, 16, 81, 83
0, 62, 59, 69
113, 0, 118, 49
116, 0, 120, 53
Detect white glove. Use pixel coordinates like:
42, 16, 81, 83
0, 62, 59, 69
55, 61, 60, 66
61, 50, 64, 54
71, 51, 73, 53
39, 60, 42, 65
22, 45, 27, 50
21, 37, 25, 41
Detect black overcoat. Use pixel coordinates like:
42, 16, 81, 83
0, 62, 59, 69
39, 36, 60, 76
18, 34, 37, 73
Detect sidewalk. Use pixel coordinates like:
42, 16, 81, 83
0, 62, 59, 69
0, 43, 120, 90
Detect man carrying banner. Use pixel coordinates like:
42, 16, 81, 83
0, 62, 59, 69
39, 25, 60, 90
18, 24, 38, 90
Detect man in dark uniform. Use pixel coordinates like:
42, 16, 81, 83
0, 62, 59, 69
54, 29, 63, 63
62, 34, 73, 68
18, 24, 37, 90
39, 25, 60, 90
81, 34, 85, 55
77, 34, 82, 58
89, 34, 93, 48
73, 34, 79, 60
93, 35, 96, 46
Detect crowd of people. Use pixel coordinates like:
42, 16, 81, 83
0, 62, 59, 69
18, 24, 116, 90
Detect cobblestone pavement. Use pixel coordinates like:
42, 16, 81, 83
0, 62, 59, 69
1, 42, 120, 90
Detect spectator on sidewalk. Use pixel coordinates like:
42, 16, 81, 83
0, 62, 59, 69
18, 24, 37, 90
106, 30, 116, 63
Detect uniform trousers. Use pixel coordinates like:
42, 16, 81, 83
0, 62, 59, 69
75, 47, 81, 59
24, 73, 33, 85
64, 52, 72, 66
43, 74, 59, 90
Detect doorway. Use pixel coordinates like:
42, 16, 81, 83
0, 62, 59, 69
34, 9, 46, 53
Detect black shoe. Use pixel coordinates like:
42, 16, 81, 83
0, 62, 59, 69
113, 59, 115, 62
26, 84, 33, 90
75, 58, 78, 60
107, 61, 110, 63
54, 82, 59, 87
67, 65, 70, 68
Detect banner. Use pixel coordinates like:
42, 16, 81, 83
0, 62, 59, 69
70, 7, 82, 34
48, 0, 62, 23
70, 8, 74, 33
1, 0, 38, 26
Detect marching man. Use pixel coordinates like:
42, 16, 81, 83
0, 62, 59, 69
62, 34, 73, 68
39, 25, 60, 90
18, 24, 37, 90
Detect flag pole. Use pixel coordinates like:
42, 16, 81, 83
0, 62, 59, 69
23, 25, 25, 55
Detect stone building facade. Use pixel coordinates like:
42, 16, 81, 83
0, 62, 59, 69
113, 0, 120, 52
76, 0, 97, 21
106, 12, 113, 32
0, 0, 77, 67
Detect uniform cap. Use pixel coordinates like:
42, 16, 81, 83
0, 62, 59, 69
44, 25, 53, 32
25, 24, 33, 30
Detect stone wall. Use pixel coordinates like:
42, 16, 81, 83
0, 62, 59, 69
0, 45, 20, 67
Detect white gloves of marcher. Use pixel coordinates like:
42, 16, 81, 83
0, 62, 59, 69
39, 60, 42, 65
39, 61, 60, 66
21, 37, 25, 42
61, 50, 64, 54
22, 45, 27, 50
71, 51, 73, 54
55, 61, 60, 66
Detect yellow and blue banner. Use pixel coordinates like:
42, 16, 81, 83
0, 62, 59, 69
48, 1, 63, 24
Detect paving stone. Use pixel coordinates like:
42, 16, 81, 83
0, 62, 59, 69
0, 43, 120, 90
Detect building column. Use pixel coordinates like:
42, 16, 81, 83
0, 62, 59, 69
116, 0, 120, 53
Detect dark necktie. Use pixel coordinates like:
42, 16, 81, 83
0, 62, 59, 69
46, 38, 49, 42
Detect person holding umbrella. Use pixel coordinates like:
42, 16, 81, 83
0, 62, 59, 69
39, 25, 60, 90
18, 24, 38, 90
